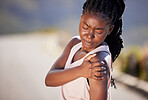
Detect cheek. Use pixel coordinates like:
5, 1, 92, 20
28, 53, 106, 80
101, 33, 108, 41
95, 32, 108, 42
82, 30, 88, 35
79, 29, 84, 40
102, 30, 109, 38
79, 28, 88, 36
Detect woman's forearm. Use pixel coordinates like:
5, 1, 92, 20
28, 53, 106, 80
45, 67, 81, 87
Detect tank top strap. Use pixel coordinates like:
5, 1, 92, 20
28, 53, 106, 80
83, 44, 111, 60
65, 41, 82, 69
70, 44, 111, 68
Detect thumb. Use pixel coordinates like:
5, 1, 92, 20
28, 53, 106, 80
85, 54, 97, 61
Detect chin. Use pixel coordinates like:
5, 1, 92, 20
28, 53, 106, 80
83, 45, 96, 52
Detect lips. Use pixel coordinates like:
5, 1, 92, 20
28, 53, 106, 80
83, 39, 93, 46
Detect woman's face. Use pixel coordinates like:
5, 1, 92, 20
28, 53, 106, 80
79, 13, 114, 52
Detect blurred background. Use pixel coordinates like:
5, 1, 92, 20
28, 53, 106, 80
0, 0, 148, 100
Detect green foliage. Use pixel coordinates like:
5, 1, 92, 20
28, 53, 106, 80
117, 46, 148, 81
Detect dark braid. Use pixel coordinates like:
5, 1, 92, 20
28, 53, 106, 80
82, 0, 125, 89
82, 0, 125, 62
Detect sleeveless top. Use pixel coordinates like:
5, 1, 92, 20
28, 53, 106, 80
60, 36, 112, 100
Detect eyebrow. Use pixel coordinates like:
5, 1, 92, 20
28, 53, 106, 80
83, 22, 90, 28
82, 21, 105, 30
95, 27, 105, 30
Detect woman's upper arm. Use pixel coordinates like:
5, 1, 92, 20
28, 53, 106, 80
89, 79, 108, 100
89, 51, 112, 100
50, 37, 80, 71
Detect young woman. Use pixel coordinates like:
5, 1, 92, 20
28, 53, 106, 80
45, 0, 125, 100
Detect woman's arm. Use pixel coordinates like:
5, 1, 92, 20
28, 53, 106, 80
45, 37, 109, 87
45, 37, 82, 87
89, 52, 111, 100
89, 78, 108, 100
45, 37, 105, 87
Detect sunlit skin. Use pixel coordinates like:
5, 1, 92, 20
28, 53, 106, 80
45, 13, 114, 85
79, 13, 114, 52
45, 12, 114, 100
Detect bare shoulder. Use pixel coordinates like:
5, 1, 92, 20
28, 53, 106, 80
62, 36, 81, 53
71, 36, 81, 46
90, 51, 112, 75
90, 51, 111, 62
65, 36, 81, 48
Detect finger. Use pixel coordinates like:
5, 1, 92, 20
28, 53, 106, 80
97, 76, 105, 80
91, 66, 106, 72
88, 68, 92, 78
91, 75, 104, 80
85, 54, 97, 61
93, 71, 107, 77
89, 74, 105, 80
92, 75, 98, 80
91, 61, 105, 67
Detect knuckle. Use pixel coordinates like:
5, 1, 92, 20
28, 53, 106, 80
89, 64, 92, 68
96, 72, 101, 76
88, 75, 91, 78
91, 63, 94, 67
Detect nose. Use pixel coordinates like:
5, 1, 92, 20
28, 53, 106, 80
88, 30, 95, 39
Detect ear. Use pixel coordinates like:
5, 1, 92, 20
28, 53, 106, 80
108, 25, 114, 35
79, 14, 84, 24
80, 14, 83, 20
81, 14, 83, 18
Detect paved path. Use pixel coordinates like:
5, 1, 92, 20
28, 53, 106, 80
0, 33, 147, 100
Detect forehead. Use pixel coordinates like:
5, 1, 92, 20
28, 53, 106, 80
81, 13, 108, 26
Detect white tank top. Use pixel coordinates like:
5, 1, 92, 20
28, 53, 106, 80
60, 36, 112, 100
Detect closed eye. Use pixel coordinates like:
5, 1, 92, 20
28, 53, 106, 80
82, 26, 89, 30
95, 31, 103, 34
95, 27, 105, 34
82, 22, 90, 30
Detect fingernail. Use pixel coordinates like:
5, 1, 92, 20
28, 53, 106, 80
93, 54, 97, 56
100, 61, 105, 64
101, 67, 106, 70
104, 71, 106, 74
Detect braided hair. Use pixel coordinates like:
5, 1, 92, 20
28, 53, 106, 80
82, 0, 125, 62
